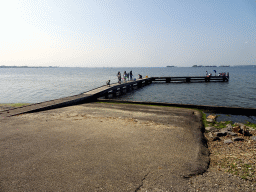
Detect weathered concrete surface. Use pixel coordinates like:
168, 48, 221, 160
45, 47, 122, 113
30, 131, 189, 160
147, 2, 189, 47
0, 103, 209, 191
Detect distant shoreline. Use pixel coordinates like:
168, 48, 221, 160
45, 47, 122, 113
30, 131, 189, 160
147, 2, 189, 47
0, 66, 58, 68
1, 65, 255, 68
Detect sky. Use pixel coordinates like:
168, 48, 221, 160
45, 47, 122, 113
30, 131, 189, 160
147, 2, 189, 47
0, 0, 255, 67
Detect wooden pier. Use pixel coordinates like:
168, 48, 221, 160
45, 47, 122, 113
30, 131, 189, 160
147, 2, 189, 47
151, 74, 229, 83
0, 75, 229, 118
0, 78, 152, 118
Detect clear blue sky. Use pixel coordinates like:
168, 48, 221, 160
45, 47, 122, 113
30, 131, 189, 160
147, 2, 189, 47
1, 0, 255, 67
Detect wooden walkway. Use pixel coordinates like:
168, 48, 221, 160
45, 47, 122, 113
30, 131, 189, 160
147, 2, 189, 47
0, 75, 229, 119
0, 78, 152, 119
151, 75, 229, 83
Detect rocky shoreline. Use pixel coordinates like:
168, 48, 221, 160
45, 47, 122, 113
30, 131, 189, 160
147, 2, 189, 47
187, 115, 256, 191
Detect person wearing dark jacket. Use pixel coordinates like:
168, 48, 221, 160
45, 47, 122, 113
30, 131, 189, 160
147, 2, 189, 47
117, 71, 121, 84
130, 71, 133, 80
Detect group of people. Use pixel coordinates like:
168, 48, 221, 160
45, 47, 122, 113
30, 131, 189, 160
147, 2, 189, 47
117, 71, 133, 84
206, 71, 212, 77
206, 70, 226, 77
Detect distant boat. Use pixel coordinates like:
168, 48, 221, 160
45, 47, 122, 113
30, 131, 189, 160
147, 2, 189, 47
166, 66, 175, 67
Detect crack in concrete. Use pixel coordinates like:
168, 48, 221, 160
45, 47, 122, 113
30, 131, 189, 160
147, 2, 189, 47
135, 172, 149, 192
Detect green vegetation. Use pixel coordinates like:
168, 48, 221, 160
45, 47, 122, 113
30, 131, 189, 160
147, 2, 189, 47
201, 111, 207, 127
226, 159, 255, 180
204, 116, 256, 130
0, 103, 29, 108
245, 121, 256, 129
213, 121, 234, 129
204, 114, 235, 129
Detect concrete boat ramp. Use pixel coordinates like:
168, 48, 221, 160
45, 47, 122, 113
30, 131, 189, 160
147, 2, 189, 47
1, 102, 209, 191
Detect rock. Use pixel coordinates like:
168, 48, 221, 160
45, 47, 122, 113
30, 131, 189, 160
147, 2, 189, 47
248, 127, 255, 131
213, 136, 221, 141
206, 118, 215, 123
224, 139, 233, 144
232, 137, 244, 141
208, 132, 213, 138
238, 128, 244, 134
221, 128, 230, 133
238, 127, 251, 136
240, 125, 246, 130
227, 131, 237, 136
243, 129, 251, 136
226, 124, 233, 130
205, 126, 216, 132
207, 115, 216, 120
215, 132, 227, 137
233, 126, 240, 133
251, 136, 256, 141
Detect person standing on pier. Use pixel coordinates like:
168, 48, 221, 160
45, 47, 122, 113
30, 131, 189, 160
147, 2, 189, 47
123, 71, 127, 82
130, 70, 133, 80
117, 71, 121, 84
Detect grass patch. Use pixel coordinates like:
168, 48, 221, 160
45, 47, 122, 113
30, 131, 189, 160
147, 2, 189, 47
201, 111, 207, 127
0, 103, 29, 108
214, 121, 234, 129
205, 117, 235, 129
222, 158, 255, 180
245, 121, 256, 129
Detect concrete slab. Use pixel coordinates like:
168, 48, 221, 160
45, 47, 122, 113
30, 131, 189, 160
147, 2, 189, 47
0, 102, 209, 191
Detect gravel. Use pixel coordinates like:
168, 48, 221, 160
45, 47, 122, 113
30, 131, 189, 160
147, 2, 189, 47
187, 128, 256, 192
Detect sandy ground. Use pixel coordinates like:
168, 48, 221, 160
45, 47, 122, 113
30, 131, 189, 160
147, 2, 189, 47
0, 103, 209, 191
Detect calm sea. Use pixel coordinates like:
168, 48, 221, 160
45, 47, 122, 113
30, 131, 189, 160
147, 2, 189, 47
1, 67, 256, 109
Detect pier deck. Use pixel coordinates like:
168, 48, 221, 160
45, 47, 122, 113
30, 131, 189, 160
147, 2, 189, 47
0, 75, 229, 118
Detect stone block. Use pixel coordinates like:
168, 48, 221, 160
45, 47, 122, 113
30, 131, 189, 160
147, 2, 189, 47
227, 131, 237, 136
205, 126, 216, 132
226, 124, 233, 130
215, 132, 227, 137
221, 128, 230, 133
206, 118, 214, 123
251, 136, 256, 141
232, 126, 240, 133
224, 139, 233, 144
207, 115, 216, 120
